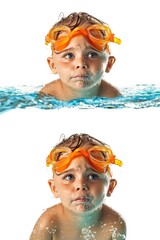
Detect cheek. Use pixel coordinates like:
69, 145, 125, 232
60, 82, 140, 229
95, 179, 110, 195
93, 186, 106, 204
52, 57, 67, 70
100, 56, 109, 70
91, 183, 105, 196
56, 183, 72, 195
56, 64, 71, 78
91, 60, 107, 74
101, 60, 108, 71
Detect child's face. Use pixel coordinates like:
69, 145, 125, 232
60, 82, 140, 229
49, 153, 115, 215
48, 34, 109, 90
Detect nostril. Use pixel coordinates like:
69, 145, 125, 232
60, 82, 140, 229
76, 62, 87, 69
76, 184, 88, 191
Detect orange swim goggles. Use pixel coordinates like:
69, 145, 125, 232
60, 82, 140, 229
45, 24, 121, 52
46, 146, 123, 175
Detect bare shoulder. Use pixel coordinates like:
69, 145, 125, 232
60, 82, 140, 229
29, 204, 62, 240
100, 80, 122, 98
39, 204, 60, 225
102, 205, 126, 238
39, 79, 61, 97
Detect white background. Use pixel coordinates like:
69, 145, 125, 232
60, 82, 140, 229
0, 1, 160, 240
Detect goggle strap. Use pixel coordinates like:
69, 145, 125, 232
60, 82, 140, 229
113, 37, 122, 45
114, 159, 123, 167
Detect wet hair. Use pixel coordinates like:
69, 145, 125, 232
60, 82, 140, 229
54, 12, 106, 30
55, 133, 107, 151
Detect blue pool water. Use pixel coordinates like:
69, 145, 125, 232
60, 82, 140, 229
0, 84, 160, 113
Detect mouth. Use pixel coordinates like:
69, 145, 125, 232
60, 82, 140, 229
73, 75, 89, 80
73, 196, 92, 203
71, 74, 93, 88
72, 71, 91, 79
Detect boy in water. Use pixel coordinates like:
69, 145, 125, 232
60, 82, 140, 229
29, 133, 126, 240
40, 12, 122, 100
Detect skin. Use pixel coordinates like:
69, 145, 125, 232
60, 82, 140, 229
40, 31, 121, 100
29, 152, 126, 240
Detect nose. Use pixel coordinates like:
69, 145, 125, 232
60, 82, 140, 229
75, 178, 89, 191
76, 63, 87, 69
75, 56, 88, 69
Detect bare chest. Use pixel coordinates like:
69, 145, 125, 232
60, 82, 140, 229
51, 226, 113, 240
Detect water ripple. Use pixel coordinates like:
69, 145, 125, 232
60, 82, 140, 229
0, 84, 160, 113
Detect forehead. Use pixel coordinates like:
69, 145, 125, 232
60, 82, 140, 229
52, 156, 94, 178
56, 155, 101, 176
53, 155, 110, 180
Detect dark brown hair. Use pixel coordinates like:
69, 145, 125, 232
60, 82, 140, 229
54, 12, 106, 30
55, 133, 107, 151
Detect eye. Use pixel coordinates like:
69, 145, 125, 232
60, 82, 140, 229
63, 174, 75, 181
87, 51, 99, 58
64, 52, 74, 59
88, 173, 100, 181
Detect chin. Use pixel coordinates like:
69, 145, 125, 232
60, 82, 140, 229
72, 80, 95, 89
72, 204, 100, 215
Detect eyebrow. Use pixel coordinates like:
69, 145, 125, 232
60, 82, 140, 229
56, 167, 99, 176
54, 46, 98, 55
56, 168, 75, 175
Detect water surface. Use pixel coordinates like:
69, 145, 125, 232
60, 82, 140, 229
0, 84, 160, 113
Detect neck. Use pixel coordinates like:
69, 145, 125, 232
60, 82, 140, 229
62, 205, 103, 229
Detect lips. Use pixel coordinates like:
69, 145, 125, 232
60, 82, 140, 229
72, 72, 90, 79
73, 76, 89, 80
73, 196, 92, 203
72, 73, 93, 87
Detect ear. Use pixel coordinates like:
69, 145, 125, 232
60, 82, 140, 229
47, 57, 58, 74
48, 179, 59, 198
105, 56, 116, 73
107, 179, 117, 197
